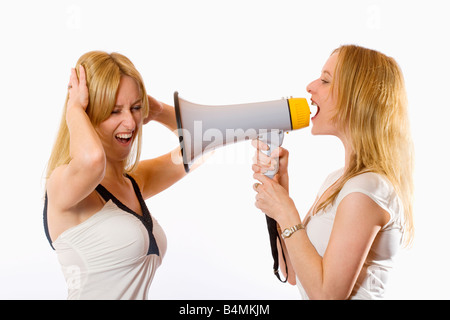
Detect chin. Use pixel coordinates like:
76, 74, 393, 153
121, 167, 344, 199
311, 125, 321, 136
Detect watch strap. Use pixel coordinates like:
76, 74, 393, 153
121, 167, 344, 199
281, 223, 305, 239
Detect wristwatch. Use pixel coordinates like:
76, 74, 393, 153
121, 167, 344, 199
281, 223, 305, 239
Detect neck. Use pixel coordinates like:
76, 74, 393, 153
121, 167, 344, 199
339, 134, 353, 172
103, 159, 127, 184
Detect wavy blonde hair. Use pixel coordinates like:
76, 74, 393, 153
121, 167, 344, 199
46, 51, 149, 181
314, 45, 415, 247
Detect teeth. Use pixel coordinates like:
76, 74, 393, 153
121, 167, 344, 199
116, 133, 132, 139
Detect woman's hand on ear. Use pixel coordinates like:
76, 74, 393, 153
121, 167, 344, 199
144, 95, 165, 125
67, 65, 89, 112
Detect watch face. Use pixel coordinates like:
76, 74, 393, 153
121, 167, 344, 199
282, 229, 291, 237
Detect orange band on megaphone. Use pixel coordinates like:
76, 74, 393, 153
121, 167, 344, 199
288, 98, 310, 130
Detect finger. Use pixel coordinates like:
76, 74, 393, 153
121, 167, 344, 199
254, 197, 263, 210
69, 68, 76, 84
251, 139, 269, 151
255, 150, 272, 165
69, 68, 79, 89
273, 174, 280, 183
78, 65, 86, 86
269, 147, 281, 158
252, 164, 262, 173
253, 172, 272, 184
255, 153, 277, 173
270, 147, 289, 161
252, 163, 273, 175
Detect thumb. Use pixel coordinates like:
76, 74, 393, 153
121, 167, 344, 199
273, 174, 281, 184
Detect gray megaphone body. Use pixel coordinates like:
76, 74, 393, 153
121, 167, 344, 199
174, 91, 311, 177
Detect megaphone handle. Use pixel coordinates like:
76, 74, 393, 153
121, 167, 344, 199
258, 130, 285, 179
258, 130, 289, 283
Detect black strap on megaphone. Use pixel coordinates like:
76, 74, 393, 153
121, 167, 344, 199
265, 215, 288, 282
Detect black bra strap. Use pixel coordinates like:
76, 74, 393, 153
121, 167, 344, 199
95, 176, 160, 256
43, 193, 55, 250
43, 175, 160, 256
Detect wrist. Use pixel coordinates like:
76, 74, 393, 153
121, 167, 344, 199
277, 209, 302, 231
280, 222, 305, 239
156, 103, 177, 131
66, 104, 87, 123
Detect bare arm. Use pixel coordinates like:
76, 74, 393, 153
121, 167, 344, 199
252, 141, 390, 298
47, 66, 106, 211
144, 95, 177, 131
133, 97, 186, 199
253, 172, 390, 299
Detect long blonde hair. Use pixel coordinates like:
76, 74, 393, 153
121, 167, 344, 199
315, 45, 415, 247
46, 51, 149, 181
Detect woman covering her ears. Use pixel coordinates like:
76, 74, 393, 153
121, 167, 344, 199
44, 51, 190, 299
252, 45, 414, 299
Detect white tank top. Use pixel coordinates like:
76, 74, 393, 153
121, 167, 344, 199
43, 175, 167, 300
297, 168, 404, 299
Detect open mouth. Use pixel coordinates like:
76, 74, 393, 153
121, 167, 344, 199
311, 101, 320, 120
115, 132, 133, 145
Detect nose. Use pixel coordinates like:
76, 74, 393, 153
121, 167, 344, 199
306, 79, 317, 94
121, 110, 136, 130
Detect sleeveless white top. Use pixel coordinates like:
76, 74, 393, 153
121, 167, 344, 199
44, 175, 167, 300
296, 168, 404, 299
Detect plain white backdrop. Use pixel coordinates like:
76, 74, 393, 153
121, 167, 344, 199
0, 0, 449, 299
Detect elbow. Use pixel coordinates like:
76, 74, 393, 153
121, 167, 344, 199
307, 289, 351, 300
81, 149, 106, 178
301, 280, 352, 300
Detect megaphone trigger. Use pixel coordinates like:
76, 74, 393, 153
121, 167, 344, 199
257, 130, 285, 179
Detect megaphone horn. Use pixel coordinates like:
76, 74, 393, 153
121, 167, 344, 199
173, 91, 310, 174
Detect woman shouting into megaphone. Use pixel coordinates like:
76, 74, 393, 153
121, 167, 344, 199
252, 45, 414, 300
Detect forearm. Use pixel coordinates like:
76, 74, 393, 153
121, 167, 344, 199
277, 228, 297, 285
146, 96, 178, 132
66, 107, 105, 165
277, 208, 328, 299
282, 229, 327, 299
134, 147, 187, 199
156, 102, 177, 132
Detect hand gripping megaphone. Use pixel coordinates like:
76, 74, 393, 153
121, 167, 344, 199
173, 91, 311, 281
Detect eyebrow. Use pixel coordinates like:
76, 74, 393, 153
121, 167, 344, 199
322, 70, 332, 77
114, 98, 142, 108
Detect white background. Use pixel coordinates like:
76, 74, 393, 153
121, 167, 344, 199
0, 0, 449, 299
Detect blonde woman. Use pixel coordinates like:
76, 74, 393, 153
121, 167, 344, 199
252, 45, 414, 299
44, 51, 187, 299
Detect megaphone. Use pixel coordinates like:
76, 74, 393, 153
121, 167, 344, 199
173, 91, 311, 283
174, 91, 311, 175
